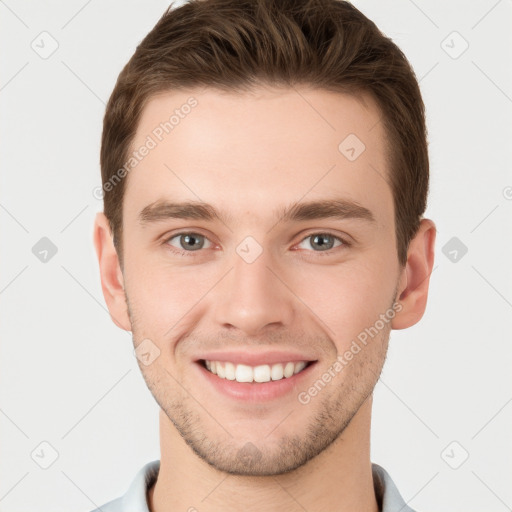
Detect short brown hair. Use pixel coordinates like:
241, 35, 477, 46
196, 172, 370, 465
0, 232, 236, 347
101, 0, 429, 267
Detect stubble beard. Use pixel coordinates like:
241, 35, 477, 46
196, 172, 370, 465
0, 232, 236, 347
126, 293, 392, 476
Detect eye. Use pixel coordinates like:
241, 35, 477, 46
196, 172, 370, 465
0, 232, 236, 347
166, 232, 213, 252
296, 233, 346, 252
162, 231, 348, 257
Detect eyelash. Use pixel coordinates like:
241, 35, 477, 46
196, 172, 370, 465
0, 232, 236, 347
162, 231, 351, 258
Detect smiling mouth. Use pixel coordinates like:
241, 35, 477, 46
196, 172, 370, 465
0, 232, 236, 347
199, 359, 315, 383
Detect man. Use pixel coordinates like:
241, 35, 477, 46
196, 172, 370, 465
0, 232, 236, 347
92, 0, 436, 510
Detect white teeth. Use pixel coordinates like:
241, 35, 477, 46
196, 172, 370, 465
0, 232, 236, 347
216, 362, 226, 379
235, 364, 253, 383
224, 362, 236, 380
254, 365, 271, 383
271, 363, 284, 381
283, 362, 295, 378
294, 361, 307, 374
204, 360, 309, 383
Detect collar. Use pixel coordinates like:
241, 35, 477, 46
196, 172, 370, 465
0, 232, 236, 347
98, 460, 415, 512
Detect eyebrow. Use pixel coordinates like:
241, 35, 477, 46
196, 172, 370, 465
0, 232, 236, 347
138, 198, 376, 227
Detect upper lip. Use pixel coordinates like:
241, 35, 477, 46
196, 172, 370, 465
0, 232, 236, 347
195, 350, 318, 367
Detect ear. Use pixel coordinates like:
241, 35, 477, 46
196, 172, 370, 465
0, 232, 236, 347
93, 212, 132, 331
392, 218, 436, 330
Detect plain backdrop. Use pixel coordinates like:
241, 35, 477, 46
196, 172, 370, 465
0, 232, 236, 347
1, 1, 511, 511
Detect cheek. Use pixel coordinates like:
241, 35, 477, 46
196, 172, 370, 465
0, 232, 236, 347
288, 256, 397, 344
124, 254, 216, 336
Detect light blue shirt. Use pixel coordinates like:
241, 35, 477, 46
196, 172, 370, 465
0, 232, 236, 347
91, 460, 415, 512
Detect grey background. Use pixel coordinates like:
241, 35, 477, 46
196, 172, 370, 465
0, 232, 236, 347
1, 0, 511, 510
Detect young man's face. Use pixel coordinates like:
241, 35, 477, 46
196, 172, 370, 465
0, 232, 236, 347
96, 86, 432, 476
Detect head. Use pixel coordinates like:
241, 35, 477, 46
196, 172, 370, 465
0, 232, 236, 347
94, 0, 435, 476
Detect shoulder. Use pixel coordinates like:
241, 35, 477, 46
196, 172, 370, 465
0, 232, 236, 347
88, 460, 160, 512
372, 463, 417, 512
89, 496, 124, 512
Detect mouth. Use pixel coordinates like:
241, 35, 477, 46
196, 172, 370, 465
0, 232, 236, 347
199, 359, 315, 383
194, 354, 318, 403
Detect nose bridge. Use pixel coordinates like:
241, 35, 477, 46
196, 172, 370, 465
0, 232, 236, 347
212, 240, 294, 335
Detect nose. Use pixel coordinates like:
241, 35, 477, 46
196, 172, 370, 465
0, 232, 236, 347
211, 245, 296, 337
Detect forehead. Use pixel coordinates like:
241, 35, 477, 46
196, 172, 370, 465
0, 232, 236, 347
124, 86, 393, 227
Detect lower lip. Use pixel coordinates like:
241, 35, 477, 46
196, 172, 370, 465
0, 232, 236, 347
195, 361, 317, 403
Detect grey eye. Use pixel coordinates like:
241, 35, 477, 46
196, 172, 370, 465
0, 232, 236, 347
167, 233, 211, 251
298, 233, 343, 251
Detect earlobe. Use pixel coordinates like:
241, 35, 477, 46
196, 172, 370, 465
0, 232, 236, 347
93, 212, 132, 331
391, 218, 436, 330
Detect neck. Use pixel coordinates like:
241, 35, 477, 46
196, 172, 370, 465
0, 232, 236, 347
149, 399, 378, 512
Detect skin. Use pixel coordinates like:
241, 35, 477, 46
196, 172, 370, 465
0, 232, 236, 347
94, 85, 436, 512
